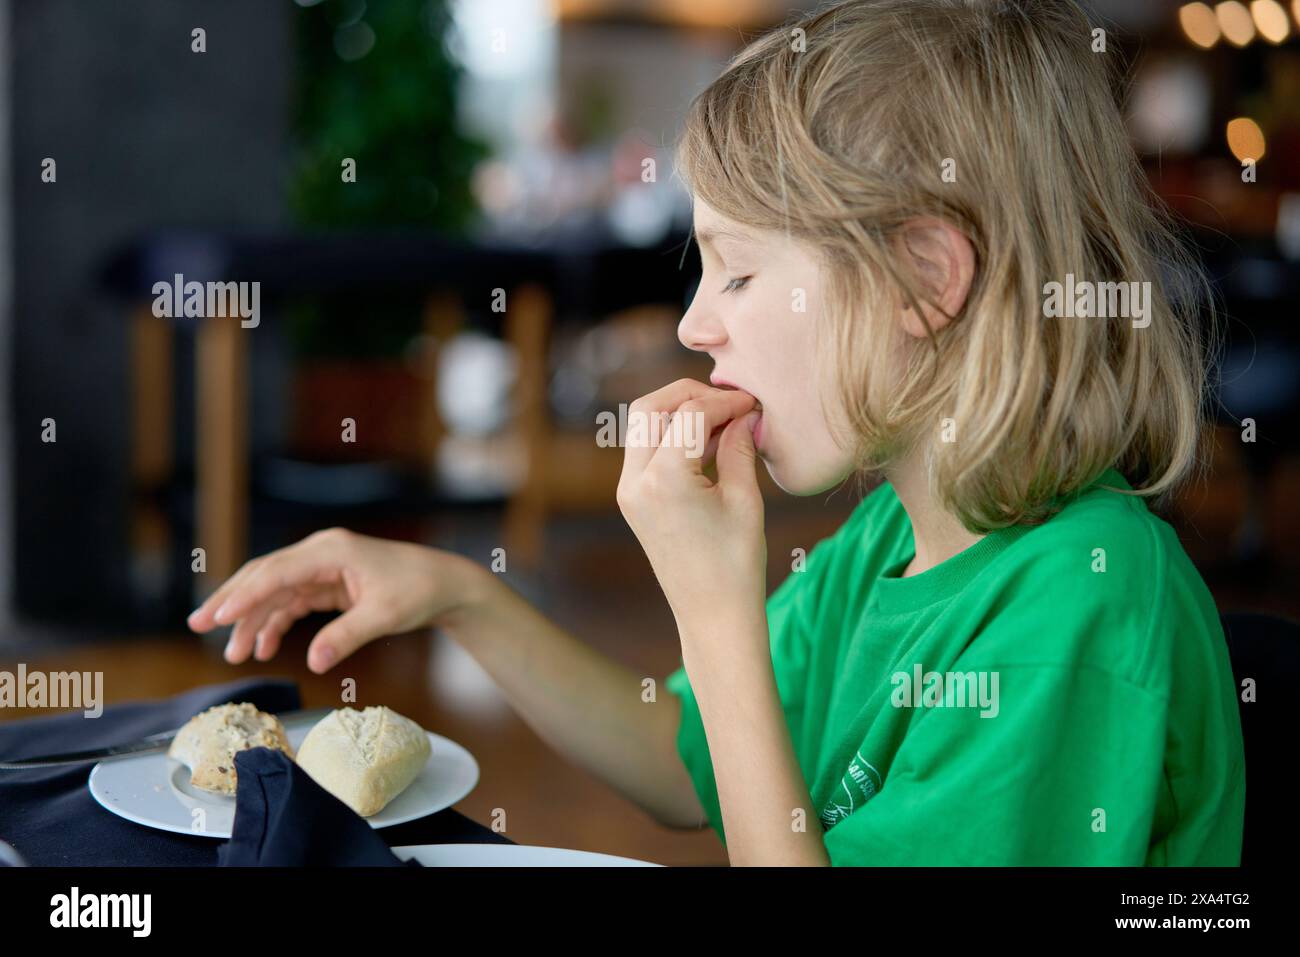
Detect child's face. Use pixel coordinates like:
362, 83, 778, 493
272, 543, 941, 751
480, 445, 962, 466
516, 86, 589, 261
679, 197, 856, 494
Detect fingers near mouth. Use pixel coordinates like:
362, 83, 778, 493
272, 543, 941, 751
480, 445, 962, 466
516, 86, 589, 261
712, 383, 761, 413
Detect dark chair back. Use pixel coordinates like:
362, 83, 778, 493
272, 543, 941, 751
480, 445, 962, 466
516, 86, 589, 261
1220, 612, 1300, 868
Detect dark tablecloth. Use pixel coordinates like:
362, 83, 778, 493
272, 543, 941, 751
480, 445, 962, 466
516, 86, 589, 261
0, 677, 507, 866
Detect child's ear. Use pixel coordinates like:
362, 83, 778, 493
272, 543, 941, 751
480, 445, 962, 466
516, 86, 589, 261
895, 217, 975, 339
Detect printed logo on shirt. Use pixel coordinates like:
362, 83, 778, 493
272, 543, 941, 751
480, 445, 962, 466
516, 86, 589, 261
819, 751, 882, 830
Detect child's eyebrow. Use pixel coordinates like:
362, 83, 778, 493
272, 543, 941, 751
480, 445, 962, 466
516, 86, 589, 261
694, 226, 749, 250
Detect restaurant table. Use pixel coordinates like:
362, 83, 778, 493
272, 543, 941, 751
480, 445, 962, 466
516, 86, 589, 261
96, 226, 697, 591
0, 677, 508, 866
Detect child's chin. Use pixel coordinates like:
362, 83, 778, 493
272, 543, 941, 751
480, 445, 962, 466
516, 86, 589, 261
766, 455, 850, 497
764, 457, 808, 496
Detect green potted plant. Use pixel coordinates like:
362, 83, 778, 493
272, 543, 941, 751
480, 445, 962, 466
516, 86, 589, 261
287, 0, 489, 464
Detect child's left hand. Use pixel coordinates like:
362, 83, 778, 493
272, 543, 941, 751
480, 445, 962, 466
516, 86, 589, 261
616, 379, 767, 629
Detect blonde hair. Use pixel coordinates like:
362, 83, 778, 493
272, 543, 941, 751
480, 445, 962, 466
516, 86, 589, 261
675, 0, 1216, 530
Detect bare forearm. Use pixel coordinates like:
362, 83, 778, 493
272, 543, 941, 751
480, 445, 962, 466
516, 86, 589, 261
682, 607, 829, 865
438, 565, 705, 829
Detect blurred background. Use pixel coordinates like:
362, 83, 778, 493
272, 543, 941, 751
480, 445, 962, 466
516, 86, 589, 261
0, 0, 1296, 864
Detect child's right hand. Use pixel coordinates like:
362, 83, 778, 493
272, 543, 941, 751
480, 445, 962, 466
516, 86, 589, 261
186, 528, 487, 673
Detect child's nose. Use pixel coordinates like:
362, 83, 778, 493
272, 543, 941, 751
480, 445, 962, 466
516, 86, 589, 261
677, 298, 727, 353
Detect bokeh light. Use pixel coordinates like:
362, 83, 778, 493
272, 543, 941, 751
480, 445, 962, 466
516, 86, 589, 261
1180, 3, 1222, 47
1216, 2, 1257, 46
1250, 0, 1291, 42
1226, 116, 1267, 161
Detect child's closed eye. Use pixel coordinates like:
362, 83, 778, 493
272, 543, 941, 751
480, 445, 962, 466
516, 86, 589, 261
722, 276, 752, 294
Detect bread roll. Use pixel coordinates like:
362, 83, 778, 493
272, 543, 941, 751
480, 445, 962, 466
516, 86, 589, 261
295, 706, 431, 817
167, 702, 294, 795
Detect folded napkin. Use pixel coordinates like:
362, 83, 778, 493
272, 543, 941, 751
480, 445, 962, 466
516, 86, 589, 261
0, 677, 300, 866
218, 747, 420, 867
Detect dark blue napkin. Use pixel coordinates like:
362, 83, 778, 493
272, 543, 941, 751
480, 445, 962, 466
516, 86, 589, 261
217, 747, 419, 867
0, 677, 300, 866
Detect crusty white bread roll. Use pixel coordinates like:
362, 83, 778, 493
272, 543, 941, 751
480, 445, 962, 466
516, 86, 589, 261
167, 702, 294, 795
294, 706, 431, 817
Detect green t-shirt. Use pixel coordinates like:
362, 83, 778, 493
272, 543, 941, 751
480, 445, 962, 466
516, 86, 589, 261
665, 468, 1245, 865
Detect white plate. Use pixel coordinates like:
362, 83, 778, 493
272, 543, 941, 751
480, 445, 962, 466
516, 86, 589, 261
392, 843, 661, 867
88, 723, 479, 839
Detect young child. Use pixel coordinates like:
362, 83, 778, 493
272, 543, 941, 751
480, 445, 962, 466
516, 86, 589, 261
189, 0, 1244, 865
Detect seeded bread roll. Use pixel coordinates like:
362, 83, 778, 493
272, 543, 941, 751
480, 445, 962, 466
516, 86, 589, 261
294, 706, 431, 817
167, 702, 294, 795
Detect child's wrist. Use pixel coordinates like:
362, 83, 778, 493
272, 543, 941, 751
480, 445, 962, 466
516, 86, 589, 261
423, 550, 499, 637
